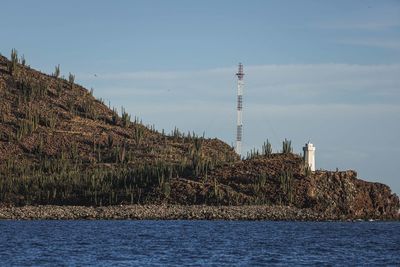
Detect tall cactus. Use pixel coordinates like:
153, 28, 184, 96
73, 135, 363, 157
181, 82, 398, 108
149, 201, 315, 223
68, 73, 75, 89
282, 138, 292, 154
279, 170, 294, 204
53, 64, 60, 78
8, 49, 18, 75
262, 139, 272, 157
121, 107, 131, 128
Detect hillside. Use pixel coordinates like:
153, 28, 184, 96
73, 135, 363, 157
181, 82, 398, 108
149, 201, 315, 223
0, 52, 398, 220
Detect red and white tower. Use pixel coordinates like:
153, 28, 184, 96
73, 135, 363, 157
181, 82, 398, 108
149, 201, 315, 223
235, 63, 244, 155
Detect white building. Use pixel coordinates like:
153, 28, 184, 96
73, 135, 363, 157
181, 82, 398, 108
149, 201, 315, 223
303, 142, 316, 171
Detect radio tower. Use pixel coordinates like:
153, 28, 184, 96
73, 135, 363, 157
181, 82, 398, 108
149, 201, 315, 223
235, 63, 244, 156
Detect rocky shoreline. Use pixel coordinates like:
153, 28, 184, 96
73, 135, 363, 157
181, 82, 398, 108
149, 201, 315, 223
0, 205, 396, 221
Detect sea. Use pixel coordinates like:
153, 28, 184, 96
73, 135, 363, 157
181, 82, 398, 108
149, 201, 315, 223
0, 221, 399, 266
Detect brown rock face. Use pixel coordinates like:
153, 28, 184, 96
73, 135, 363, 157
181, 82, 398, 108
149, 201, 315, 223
299, 171, 399, 219
204, 154, 399, 219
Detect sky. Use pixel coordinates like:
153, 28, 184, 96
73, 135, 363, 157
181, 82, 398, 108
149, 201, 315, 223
1, 0, 399, 194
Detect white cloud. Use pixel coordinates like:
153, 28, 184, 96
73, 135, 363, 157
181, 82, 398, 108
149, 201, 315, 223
318, 20, 400, 31
79, 63, 400, 106
314, 3, 400, 31
337, 39, 400, 50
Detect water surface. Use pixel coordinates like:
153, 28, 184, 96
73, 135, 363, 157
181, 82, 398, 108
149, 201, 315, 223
0, 221, 399, 266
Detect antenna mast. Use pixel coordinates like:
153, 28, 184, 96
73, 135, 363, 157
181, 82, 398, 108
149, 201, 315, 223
235, 63, 244, 156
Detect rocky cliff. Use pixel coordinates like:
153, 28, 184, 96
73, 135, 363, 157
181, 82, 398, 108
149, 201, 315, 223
302, 170, 399, 219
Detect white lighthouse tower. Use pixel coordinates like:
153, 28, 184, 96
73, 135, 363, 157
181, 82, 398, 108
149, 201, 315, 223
235, 63, 244, 156
303, 142, 316, 171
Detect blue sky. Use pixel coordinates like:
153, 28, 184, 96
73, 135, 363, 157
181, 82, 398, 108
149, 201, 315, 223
1, 0, 400, 194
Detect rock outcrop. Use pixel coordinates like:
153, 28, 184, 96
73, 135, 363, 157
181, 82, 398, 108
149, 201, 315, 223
300, 170, 399, 219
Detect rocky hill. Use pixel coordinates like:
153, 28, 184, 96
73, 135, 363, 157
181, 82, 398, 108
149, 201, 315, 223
0, 51, 398, 220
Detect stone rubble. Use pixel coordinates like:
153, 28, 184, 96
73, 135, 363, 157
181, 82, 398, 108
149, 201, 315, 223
0, 204, 386, 221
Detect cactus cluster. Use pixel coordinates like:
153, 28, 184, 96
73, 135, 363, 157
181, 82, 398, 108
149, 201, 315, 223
0, 152, 185, 206
246, 148, 260, 160
16, 76, 48, 102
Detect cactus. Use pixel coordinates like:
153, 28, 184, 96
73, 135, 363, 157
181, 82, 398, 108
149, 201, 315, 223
107, 134, 114, 149
56, 83, 63, 96
213, 177, 219, 199
21, 54, 26, 66
189, 136, 207, 177
279, 170, 294, 204
282, 138, 292, 154
162, 182, 171, 198
262, 139, 272, 157
119, 143, 126, 163
68, 73, 75, 89
172, 126, 182, 139
53, 64, 60, 78
121, 107, 131, 127
111, 107, 118, 125
304, 165, 312, 177
246, 148, 259, 160
15, 107, 40, 141
257, 172, 267, 187
8, 49, 18, 75
134, 126, 144, 146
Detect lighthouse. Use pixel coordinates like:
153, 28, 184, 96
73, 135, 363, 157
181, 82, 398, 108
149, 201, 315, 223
303, 142, 316, 171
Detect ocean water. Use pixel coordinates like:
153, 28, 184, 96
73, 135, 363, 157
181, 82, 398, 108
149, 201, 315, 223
0, 221, 399, 266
